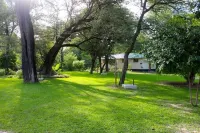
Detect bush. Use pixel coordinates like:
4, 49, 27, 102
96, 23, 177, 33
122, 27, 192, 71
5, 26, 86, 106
63, 52, 77, 71
73, 60, 85, 71
8, 69, 16, 75
0, 69, 5, 76
0, 51, 17, 70
16, 70, 23, 79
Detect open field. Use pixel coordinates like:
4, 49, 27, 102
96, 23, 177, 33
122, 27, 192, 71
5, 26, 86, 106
0, 72, 200, 133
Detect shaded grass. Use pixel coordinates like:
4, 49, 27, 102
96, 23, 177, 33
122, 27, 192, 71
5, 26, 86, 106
0, 71, 200, 133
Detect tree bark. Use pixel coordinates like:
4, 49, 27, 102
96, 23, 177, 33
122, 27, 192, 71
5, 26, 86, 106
60, 47, 64, 69
119, 53, 129, 85
99, 56, 102, 74
188, 72, 198, 106
105, 55, 109, 72
119, 11, 145, 85
16, 0, 38, 83
90, 56, 96, 74
185, 71, 195, 85
5, 22, 10, 75
41, 44, 61, 75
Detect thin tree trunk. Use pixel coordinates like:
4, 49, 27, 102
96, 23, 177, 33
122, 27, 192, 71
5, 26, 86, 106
188, 72, 198, 106
105, 55, 109, 72
195, 78, 199, 105
5, 22, 10, 75
99, 56, 102, 74
119, 10, 145, 85
100, 63, 105, 74
90, 56, 96, 74
16, 0, 38, 83
60, 47, 64, 69
119, 53, 129, 85
188, 76, 193, 105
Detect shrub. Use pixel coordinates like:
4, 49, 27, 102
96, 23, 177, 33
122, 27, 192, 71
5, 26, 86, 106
16, 70, 23, 79
0, 51, 17, 70
63, 52, 77, 71
73, 60, 85, 71
0, 69, 5, 76
8, 69, 16, 75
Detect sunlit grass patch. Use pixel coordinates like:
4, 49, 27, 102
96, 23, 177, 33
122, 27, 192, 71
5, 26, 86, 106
0, 71, 199, 133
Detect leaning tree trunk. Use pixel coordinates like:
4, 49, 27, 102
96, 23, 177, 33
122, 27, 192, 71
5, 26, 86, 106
119, 53, 129, 85
119, 10, 145, 85
16, 0, 38, 83
41, 45, 61, 75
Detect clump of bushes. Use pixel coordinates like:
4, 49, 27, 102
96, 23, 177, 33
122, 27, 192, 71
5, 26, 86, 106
0, 69, 5, 76
16, 70, 22, 79
63, 52, 77, 71
73, 60, 85, 71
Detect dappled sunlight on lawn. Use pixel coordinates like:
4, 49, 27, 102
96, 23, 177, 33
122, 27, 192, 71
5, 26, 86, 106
0, 72, 200, 132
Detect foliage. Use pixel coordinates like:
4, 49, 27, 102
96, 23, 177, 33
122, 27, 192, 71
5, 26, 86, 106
52, 63, 61, 71
16, 69, 22, 79
80, 5, 135, 57
0, 69, 5, 76
0, 51, 17, 70
8, 68, 16, 75
144, 14, 200, 81
63, 52, 78, 71
73, 60, 85, 71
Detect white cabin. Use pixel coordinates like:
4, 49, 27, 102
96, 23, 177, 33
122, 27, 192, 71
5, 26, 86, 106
103, 53, 156, 72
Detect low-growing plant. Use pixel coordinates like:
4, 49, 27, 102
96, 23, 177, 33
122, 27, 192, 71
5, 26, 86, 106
16, 70, 23, 79
73, 60, 85, 71
0, 69, 5, 76
8, 69, 16, 75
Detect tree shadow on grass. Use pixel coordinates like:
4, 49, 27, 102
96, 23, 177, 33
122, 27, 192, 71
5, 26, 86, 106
0, 78, 200, 132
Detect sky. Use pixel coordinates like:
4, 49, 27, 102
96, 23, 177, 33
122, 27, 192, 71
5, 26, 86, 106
32, 0, 142, 26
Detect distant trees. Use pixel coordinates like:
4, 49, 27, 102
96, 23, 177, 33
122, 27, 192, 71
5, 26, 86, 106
0, 0, 18, 74
16, 0, 38, 83
40, 0, 123, 75
79, 5, 135, 74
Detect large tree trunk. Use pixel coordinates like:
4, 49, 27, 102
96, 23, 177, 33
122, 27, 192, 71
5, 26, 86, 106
119, 53, 129, 85
105, 55, 109, 72
41, 45, 61, 75
16, 0, 38, 83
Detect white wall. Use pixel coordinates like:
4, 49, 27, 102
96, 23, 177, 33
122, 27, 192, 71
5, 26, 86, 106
102, 58, 156, 70
116, 59, 156, 70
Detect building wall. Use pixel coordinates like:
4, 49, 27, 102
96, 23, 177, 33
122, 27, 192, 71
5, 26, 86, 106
116, 58, 156, 70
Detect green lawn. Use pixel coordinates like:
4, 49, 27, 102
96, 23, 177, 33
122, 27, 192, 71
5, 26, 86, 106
0, 72, 200, 133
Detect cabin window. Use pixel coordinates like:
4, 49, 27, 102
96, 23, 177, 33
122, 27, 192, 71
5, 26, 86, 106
133, 59, 138, 62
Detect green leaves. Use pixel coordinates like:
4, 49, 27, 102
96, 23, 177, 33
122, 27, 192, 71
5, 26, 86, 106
144, 14, 200, 76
